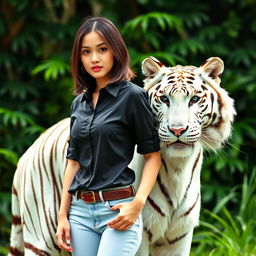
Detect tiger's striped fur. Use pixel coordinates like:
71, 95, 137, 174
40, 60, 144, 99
9, 57, 235, 256
131, 57, 235, 255
10, 119, 70, 256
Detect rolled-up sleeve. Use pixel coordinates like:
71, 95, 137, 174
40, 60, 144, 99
131, 90, 160, 154
66, 102, 78, 161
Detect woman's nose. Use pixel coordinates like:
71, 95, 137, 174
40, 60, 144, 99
92, 52, 99, 62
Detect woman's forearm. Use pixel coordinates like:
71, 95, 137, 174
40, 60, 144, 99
133, 151, 161, 207
107, 151, 161, 230
58, 159, 80, 218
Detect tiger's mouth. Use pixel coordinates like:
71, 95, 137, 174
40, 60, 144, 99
167, 141, 193, 149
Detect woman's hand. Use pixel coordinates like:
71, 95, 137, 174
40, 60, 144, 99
56, 159, 79, 252
108, 151, 160, 231
107, 198, 144, 231
56, 215, 72, 252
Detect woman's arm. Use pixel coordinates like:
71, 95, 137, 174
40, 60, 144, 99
108, 151, 161, 230
133, 151, 161, 206
56, 159, 80, 252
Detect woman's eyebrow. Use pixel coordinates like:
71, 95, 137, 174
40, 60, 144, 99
81, 42, 106, 48
97, 42, 106, 47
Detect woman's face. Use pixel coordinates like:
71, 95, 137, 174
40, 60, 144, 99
80, 31, 115, 88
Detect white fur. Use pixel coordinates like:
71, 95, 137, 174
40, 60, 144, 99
10, 119, 70, 256
132, 57, 236, 256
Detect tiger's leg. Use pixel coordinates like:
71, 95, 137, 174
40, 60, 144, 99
151, 230, 193, 256
9, 182, 24, 256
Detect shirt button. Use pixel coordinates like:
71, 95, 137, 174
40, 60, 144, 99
86, 124, 90, 129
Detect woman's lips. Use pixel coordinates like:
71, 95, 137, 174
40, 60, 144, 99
91, 66, 102, 72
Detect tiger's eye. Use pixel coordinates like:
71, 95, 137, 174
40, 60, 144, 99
189, 96, 200, 106
160, 95, 169, 104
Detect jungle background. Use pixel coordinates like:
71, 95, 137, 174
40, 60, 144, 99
0, 0, 256, 255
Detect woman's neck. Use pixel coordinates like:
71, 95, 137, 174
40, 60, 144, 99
95, 78, 108, 92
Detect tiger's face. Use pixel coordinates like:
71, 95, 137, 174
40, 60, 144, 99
142, 57, 236, 158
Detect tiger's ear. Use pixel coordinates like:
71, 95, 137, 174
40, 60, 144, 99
142, 57, 163, 78
199, 57, 224, 84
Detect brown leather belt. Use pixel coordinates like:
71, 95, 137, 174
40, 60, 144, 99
75, 186, 135, 203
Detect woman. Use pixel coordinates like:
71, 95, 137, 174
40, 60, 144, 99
56, 16, 161, 256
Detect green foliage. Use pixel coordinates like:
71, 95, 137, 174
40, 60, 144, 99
0, 108, 37, 127
122, 12, 183, 36
193, 209, 256, 255
0, 149, 18, 166
0, 192, 11, 254
192, 169, 256, 255
32, 56, 70, 81
0, 0, 255, 253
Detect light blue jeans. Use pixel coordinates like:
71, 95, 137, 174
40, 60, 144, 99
69, 195, 143, 256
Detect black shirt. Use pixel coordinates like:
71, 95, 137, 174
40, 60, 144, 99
66, 80, 160, 193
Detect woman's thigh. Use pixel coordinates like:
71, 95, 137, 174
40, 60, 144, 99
69, 195, 143, 256
70, 220, 101, 256
97, 198, 143, 256
69, 197, 101, 256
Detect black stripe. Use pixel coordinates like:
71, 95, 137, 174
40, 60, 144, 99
12, 185, 18, 195
12, 215, 21, 225
39, 136, 57, 249
182, 150, 201, 200
50, 137, 58, 228
168, 232, 188, 245
157, 175, 173, 207
144, 227, 153, 242
161, 159, 168, 173
9, 246, 24, 256
37, 141, 52, 250
49, 211, 62, 252
29, 170, 42, 241
26, 180, 40, 240
40, 138, 50, 183
24, 242, 51, 256
183, 193, 199, 216
148, 197, 165, 216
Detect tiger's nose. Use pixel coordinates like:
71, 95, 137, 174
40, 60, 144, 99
169, 126, 188, 136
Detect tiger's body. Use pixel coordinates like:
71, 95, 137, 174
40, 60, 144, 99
9, 57, 235, 256
10, 119, 71, 256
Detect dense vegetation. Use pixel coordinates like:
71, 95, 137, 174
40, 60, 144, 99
0, 0, 255, 255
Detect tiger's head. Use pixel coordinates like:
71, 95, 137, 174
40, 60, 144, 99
142, 57, 236, 158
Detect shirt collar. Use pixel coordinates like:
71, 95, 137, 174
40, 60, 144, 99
80, 81, 124, 102
81, 89, 90, 102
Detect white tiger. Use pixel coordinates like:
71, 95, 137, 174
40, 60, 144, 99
9, 57, 235, 256
132, 57, 235, 255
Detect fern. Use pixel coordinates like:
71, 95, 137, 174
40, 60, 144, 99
168, 38, 205, 56
0, 108, 36, 127
122, 12, 183, 37
32, 58, 70, 81
0, 148, 18, 165
192, 169, 256, 255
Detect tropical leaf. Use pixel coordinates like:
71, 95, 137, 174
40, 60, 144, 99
0, 148, 18, 165
32, 58, 70, 81
0, 108, 36, 127
122, 12, 183, 37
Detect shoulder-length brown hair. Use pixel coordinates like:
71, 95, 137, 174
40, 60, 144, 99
71, 16, 135, 95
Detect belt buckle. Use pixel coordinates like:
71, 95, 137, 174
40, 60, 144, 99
81, 191, 96, 203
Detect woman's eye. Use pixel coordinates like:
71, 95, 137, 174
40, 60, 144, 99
99, 47, 107, 53
159, 95, 169, 104
82, 49, 90, 55
189, 96, 200, 106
